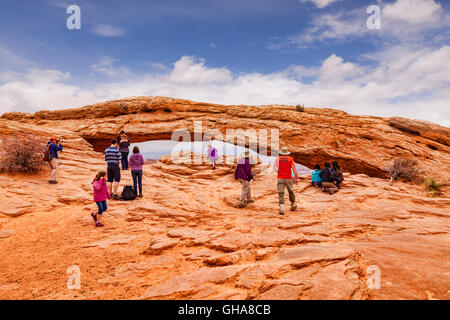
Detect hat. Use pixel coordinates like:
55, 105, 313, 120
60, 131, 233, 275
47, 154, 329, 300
279, 147, 291, 155
50, 137, 58, 142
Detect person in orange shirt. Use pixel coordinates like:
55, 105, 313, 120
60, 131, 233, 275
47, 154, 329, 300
273, 147, 298, 215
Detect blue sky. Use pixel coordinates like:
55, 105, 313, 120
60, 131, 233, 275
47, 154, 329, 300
0, 0, 449, 126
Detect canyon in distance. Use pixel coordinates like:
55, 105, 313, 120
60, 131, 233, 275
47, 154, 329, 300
0, 96, 448, 300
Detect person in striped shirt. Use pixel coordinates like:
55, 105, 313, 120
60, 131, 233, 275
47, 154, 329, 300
104, 139, 122, 200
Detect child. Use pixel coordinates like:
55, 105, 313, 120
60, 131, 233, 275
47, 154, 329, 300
92, 171, 110, 227
129, 146, 145, 198
207, 145, 219, 170
311, 164, 322, 187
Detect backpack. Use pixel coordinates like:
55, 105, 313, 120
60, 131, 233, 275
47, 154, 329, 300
42, 145, 53, 162
121, 185, 136, 201
210, 148, 216, 158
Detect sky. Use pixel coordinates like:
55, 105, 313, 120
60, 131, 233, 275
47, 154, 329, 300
0, 0, 449, 126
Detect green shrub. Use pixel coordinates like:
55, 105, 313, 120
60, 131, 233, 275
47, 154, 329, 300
423, 177, 442, 197
296, 105, 305, 112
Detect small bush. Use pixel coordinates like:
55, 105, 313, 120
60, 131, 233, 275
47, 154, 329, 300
423, 177, 442, 197
296, 105, 305, 112
0, 134, 46, 174
387, 158, 422, 184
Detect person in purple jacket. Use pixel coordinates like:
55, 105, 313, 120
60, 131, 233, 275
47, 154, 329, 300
234, 151, 255, 208
129, 146, 145, 198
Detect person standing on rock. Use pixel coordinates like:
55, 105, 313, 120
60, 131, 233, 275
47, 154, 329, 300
119, 134, 131, 170
234, 151, 254, 208
273, 147, 298, 215
129, 146, 145, 198
91, 171, 110, 228
207, 145, 219, 170
104, 139, 122, 200
47, 138, 63, 184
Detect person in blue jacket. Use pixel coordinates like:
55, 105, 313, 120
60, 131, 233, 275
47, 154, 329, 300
47, 137, 63, 184
311, 164, 322, 187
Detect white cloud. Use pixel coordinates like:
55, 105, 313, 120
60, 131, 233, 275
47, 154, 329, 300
1, 50, 449, 127
92, 24, 125, 37
299, 0, 341, 9
90, 56, 130, 77
383, 0, 442, 24
210, 43, 218, 48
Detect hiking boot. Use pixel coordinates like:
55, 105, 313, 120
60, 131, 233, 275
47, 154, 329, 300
238, 203, 246, 208
329, 189, 334, 195
96, 222, 104, 228
139, 194, 143, 198
91, 212, 98, 223
279, 204, 285, 215
49, 180, 58, 184
290, 203, 297, 211
247, 199, 255, 204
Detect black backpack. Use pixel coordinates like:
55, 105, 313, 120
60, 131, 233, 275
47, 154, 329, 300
121, 185, 136, 201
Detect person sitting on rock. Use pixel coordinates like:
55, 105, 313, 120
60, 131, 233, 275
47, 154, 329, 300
332, 161, 344, 189
129, 146, 145, 198
311, 164, 322, 187
119, 134, 130, 170
321, 162, 339, 195
104, 139, 122, 200
91, 171, 110, 228
273, 147, 298, 215
207, 144, 219, 170
47, 137, 63, 184
234, 151, 254, 208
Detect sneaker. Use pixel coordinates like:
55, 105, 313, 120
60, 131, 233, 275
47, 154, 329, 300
322, 187, 327, 192
91, 212, 98, 222
238, 203, 246, 208
247, 199, 255, 204
291, 203, 297, 211
139, 194, 143, 198
49, 180, 58, 184
329, 189, 334, 195
279, 204, 285, 215
96, 222, 104, 227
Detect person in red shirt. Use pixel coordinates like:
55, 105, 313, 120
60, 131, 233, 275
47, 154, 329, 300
273, 147, 298, 215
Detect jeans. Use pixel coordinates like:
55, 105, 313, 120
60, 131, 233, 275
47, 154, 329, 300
121, 152, 129, 169
96, 201, 107, 215
132, 170, 143, 195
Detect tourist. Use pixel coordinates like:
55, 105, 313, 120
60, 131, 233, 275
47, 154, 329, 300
234, 151, 254, 208
104, 139, 121, 200
273, 147, 298, 215
119, 134, 130, 170
117, 130, 125, 144
91, 171, 110, 228
207, 145, 219, 170
129, 146, 145, 198
321, 162, 339, 195
47, 138, 63, 184
311, 164, 322, 187
332, 161, 344, 189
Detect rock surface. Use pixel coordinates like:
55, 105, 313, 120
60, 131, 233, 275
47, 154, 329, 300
0, 97, 448, 300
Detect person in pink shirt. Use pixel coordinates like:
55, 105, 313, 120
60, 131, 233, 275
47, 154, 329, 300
91, 171, 110, 227
129, 146, 145, 198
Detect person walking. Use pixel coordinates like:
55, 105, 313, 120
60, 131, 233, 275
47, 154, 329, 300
91, 171, 110, 228
119, 134, 130, 170
234, 151, 254, 208
47, 138, 63, 184
129, 146, 145, 198
207, 145, 219, 170
104, 139, 122, 200
273, 147, 298, 215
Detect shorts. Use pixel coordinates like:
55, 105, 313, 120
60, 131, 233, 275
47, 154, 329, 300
107, 163, 121, 183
